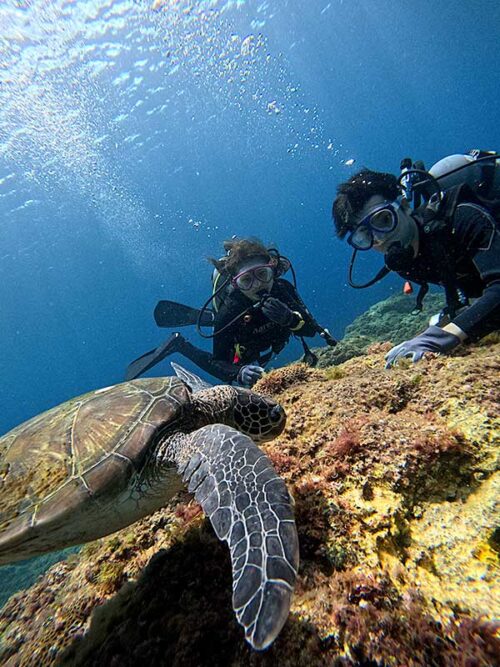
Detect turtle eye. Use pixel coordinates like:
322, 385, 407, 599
270, 405, 284, 423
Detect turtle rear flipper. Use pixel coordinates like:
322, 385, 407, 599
172, 424, 299, 650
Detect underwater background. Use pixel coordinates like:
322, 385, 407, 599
0, 0, 499, 616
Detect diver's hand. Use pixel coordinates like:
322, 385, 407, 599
261, 297, 294, 327
237, 364, 265, 387
385, 325, 461, 369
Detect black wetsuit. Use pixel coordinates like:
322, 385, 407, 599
394, 190, 500, 340
176, 278, 318, 382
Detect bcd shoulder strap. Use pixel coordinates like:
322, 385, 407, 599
417, 184, 476, 316
420, 184, 467, 233
211, 268, 234, 313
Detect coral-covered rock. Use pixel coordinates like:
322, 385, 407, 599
0, 339, 498, 666
0, 548, 78, 609
255, 363, 325, 396
316, 292, 445, 367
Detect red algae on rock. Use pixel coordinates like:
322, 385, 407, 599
0, 341, 498, 666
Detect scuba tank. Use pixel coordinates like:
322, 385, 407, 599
428, 150, 500, 208
402, 149, 500, 213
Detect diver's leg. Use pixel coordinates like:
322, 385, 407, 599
125, 333, 184, 380
126, 333, 238, 383
176, 338, 238, 383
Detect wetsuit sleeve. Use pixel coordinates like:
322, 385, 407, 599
451, 203, 500, 339
277, 280, 320, 338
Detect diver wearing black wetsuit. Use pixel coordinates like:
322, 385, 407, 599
168, 278, 319, 384
393, 189, 500, 341
332, 166, 500, 367
210, 278, 318, 375
125, 239, 334, 385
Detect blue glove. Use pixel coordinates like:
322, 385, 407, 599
385, 325, 461, 369
261, 297, 295, 327
237, 364, 265, 387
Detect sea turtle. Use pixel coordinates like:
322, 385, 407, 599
0, 363, 299, 650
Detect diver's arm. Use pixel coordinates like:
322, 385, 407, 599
449, 204, 500, 340
206, 359, 241, 383
385, 204, 500, 368
441, 322, 468, 341
277, 280, 322, 337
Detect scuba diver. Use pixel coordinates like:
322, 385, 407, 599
331, 149, 500, 368
126, 238, 336, 386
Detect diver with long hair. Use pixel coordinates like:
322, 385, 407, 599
126, 238, 336, 387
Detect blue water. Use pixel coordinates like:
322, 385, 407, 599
0, 0, 499, 436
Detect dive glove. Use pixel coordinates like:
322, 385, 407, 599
261, 297, 295, 327
237, 364, 265, 387
385, 325, 461, 369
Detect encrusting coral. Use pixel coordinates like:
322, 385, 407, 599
0, 337, 498, 666
316, 292, 445, 367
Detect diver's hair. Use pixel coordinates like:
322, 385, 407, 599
209, 238, 273, 276
332, 169, 400, 239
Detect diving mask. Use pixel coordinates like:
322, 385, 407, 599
347, 200, 401, 251
231, 263, 275, 291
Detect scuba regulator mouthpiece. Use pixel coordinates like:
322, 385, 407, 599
254, 292, 270, 308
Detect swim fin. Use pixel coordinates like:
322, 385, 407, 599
125, 333, 182, 381
154, 300, 214, 328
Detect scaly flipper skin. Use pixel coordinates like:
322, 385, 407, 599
169, 424, 299, 650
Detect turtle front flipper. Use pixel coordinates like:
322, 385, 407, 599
171, 424, 299, 651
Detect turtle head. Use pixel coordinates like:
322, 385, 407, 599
229, 387, 286, 443
194, 385, 286, 442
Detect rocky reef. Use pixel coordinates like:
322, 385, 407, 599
316, 292, 445, 366
0, 549, 78, 610
0, 337, 498, 666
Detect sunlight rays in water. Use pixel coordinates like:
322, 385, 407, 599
0, 1, 333, 268
0, 1, 169, 266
